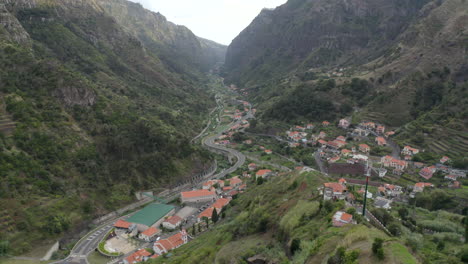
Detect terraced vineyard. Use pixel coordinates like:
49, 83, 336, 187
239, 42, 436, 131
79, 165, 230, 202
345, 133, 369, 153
427, 129, 468, 158
399, 122, 468, 159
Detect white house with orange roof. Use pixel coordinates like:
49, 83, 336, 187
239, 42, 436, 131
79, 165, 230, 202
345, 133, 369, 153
229, 176, 243, 187
306, 124, 314, 129
341, 149, 352, 157
256, 169, 273, 178
361, 122, 376, 129
440, 156, 450, 164
336, 136, 346, 142
419, 166, 437, 179
332, 211, 353, 227
322, 121, 330, 126
414, 182, 434, 193
248, 163, 257, 171
181, 190, 216, 203
153, 230, 188, 255
375, 137, 387, 146
359, 144, 370, 153
402, 146, 419, 156
162, 215, 183, 230
376, 125, 385, 134
323, 182, 347, 200
114, 219, 131, 230
318, 131, 327, 139
139, 227, 160, 242
338, 119, 350, 129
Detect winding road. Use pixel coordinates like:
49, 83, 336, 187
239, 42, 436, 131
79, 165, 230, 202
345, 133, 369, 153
51, 89, 252, 264
202, 101, 253, 179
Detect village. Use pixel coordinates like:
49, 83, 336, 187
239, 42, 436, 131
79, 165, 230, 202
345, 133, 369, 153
91, 85, 466, 264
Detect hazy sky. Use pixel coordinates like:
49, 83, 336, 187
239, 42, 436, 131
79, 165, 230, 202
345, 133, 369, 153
128, 0, 287, 45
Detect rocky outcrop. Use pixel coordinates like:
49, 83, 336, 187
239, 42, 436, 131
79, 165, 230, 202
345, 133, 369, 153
95, 0, 226, 72
0, 3, 31, 45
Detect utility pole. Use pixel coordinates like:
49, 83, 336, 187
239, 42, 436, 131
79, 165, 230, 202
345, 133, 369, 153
362, 161, 371, 217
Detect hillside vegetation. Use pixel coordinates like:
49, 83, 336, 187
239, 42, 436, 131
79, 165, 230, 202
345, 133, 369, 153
149, 171, 467, 263
0, 0, 225, 255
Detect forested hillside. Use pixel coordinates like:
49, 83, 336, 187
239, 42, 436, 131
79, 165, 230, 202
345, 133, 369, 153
0, 0, 225, 254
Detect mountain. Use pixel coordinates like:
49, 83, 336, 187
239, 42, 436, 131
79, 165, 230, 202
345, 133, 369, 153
223, 0, 467, 162
0, 0, 225, 255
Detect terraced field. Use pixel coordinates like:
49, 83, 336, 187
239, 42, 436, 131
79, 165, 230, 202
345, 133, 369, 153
426, 128, 468, 158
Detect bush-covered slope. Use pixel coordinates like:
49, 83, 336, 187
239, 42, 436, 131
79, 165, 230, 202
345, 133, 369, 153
0, 0, 224, 255
149, 171, 467, 264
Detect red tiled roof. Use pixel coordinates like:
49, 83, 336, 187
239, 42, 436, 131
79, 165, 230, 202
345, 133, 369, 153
181, 190, 215, 198
256, 169, 272, 176
359, 144, 370, 149
340, 212, 353, 222
324, 182, 347, 193
338, 178, 347, 183
164, 215, 182, 225
125, 249, 151, 264
229, 177, 242, 185
114, 219, 131, 229
376, 137, 386, 144
213, 198, 230, 210
198, 207, 214, 219
415, 182, 433, 188
141, 227, 159, 237
167, 232, 185, 249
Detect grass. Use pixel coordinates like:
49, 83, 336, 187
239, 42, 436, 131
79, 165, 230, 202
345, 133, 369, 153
87, 251, 110, 264
0, 259, 51, 264
388, 243, 418, 264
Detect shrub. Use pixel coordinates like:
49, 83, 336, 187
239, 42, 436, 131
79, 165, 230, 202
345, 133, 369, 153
290, 238, 301, 255
372, 239, 385, 260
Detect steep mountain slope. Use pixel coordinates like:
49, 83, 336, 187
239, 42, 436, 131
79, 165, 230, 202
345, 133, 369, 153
224, 0, 433, 85
0, 0, 225, 255
95, 0, 226, 74
223, 0, 467, 161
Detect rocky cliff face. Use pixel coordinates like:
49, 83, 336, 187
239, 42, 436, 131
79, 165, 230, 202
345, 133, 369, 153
0, 2, 31, 45
95, 0, 226, 73
224, 0, 432, 85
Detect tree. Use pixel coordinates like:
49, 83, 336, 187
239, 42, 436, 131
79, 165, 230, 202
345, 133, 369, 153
290, 238, 301, 255
212, 208, 219, 223
257, 177, 264, 185
191, 224, 196, 236
346, 207, 356, 216
398, 207, 409, 220
0, 240, 9, 256
204, 216, 209, 228
372, 238, 384, 260
388, 223, 401, 236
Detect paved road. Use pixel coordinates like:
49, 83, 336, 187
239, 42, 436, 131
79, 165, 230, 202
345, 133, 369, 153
203, 112, 253, 179
314, 151, 328, 175
51, 223, 113, 264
